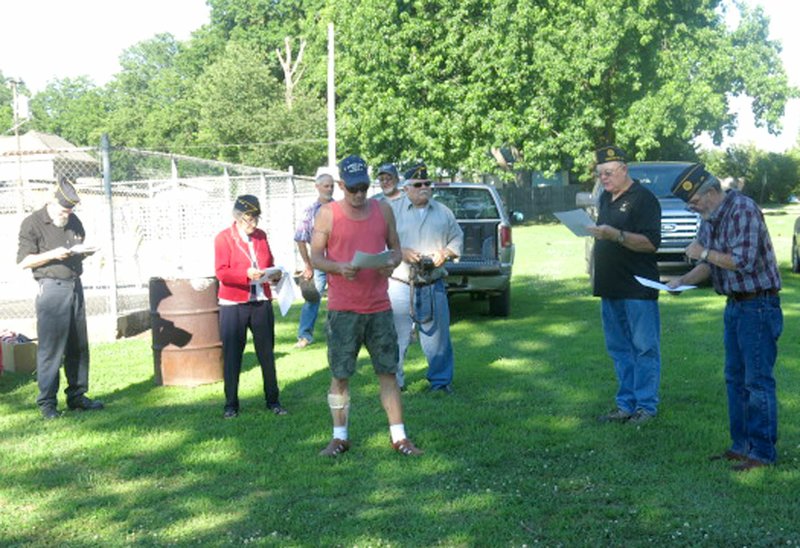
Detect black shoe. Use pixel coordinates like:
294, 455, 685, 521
429, 384, 453, 394
41, 406, 61, 420
67, 395, 105, 411
223, 408, 239, 419
267, 404, 288, 416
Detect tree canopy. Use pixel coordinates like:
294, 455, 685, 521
327, 0, 796, 177
3, 0, 797, 184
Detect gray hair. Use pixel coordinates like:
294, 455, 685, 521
696, 176, 722, 196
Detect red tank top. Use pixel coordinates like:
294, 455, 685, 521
327, 200, 391, 313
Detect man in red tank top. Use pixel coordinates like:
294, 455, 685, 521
310, 155, 423, 457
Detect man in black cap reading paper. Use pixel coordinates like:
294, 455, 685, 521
588, 146, 662, 426
17, 178, 104, 420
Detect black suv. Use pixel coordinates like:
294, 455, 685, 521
576, 161, 701, 275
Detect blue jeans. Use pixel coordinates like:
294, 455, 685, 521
297, 270, 327, 342
601, 298, 661, 415
724, 295, 782, 463
389, 279, 454, 389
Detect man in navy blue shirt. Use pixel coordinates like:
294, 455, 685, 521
588, 146, 662, 426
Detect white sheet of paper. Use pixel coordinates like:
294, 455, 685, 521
352, 250, 392, 268
248, 266, 295, 316
69, 244, 99, 255
553, 209, 596, 237
272, 268, 296, 317
634, 275, 696, 293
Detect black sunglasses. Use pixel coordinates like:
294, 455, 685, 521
345, 184, 370, 193
410, 181, 432, 188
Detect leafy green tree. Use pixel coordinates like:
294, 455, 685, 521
105, 33, 202, 150
29, 77, 108, 146
324, 0, 796, 178
749, 152, 799, 203
703, 144, 799, 204
195, 41, 326, 172
206, 0, 327, 85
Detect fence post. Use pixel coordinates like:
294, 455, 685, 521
101, 134, 119, 335
289, 166, 299, 271
259, 172, 268, 217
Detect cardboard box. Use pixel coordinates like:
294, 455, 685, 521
1, 341, 37, 374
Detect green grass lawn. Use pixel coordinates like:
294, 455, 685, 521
2, 206, 799, 546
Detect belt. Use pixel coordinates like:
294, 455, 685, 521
728, 289, 779, 302
391, 277, 438, 287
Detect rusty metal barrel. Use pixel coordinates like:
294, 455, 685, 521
149, 277, 223, 386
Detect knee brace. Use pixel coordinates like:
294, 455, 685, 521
327, 393, 350, 410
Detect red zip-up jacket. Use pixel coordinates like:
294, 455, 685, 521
214, 223, 274, 302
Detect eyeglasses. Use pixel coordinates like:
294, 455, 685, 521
594, 165, 622, 179
410, 181, 432, 188
345, 184, 370, 194
242, 214, 260, 225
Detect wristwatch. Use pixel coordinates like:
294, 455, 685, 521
700, 248, 709, 261
616, 230, 625, 244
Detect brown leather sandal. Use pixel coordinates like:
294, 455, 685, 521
319, 438, 350, 457
392, 438, 423, 456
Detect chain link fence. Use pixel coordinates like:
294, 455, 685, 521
1, 140, 317, 340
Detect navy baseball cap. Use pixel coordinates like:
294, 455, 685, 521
377, 163, 399, 179
338, 155, 371, 188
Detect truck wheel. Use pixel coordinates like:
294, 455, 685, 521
488, 286, 511, 317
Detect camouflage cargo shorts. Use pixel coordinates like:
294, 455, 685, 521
326, 309, 399, 379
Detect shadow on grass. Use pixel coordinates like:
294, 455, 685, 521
1, 268, 799, 545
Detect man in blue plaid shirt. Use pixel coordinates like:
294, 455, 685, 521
293, 167, 336, 348
668, 164, 782, 473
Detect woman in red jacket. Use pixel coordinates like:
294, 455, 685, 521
214, 195, 287, 419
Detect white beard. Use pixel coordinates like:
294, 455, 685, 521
47, 204, 69, 227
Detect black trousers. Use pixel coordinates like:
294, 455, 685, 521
35, 278, 90, 408
219, 301, 279, 411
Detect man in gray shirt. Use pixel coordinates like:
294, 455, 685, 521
388, 163, 463, 393
374, 163, 404, 203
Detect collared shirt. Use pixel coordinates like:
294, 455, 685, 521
374, 191, 404, 204
17, 206, 86, 280
593, 180, 661, 300
219, 225, 268, 305
294, 199, 325, 243
391, 195, 464, 283
697, 190, 781, 296
214, 223, 274, 304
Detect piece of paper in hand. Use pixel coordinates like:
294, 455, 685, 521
69, 244, 99, 255
266, 266, 296, 316
351, 250, 392, 268
553, 209, 596, 237
250, 267, 283, 285
634, 275, 696, 293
